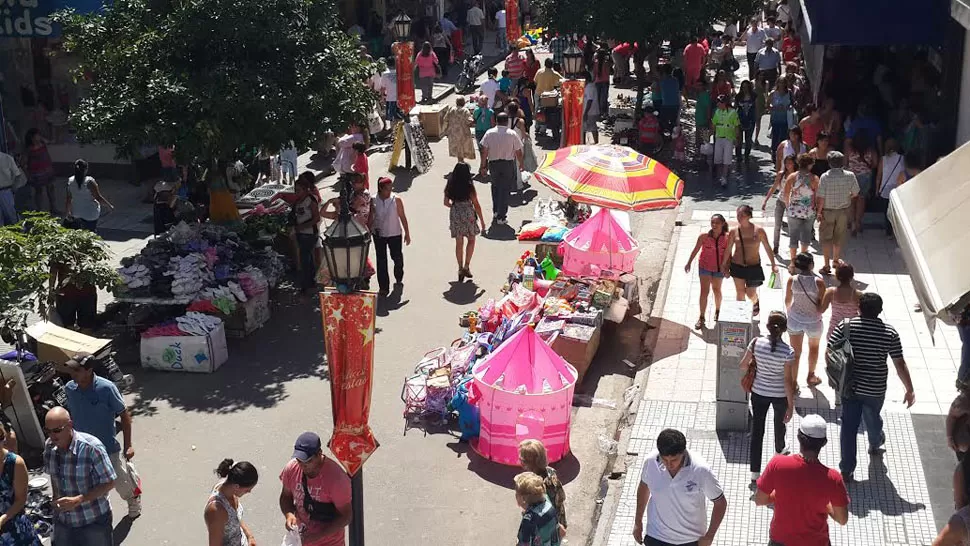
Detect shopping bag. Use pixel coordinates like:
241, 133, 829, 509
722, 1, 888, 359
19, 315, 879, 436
825, 319, 855, 398
767, 270, 783, 289
281, 528, 302, 546
122, 458, 143, 496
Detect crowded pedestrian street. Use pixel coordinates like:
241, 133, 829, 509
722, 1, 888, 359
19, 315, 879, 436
1, 0, 970, 545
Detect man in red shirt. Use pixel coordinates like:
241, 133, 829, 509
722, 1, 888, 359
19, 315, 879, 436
782, 26, 802, 64
755, 414, 849, 546
682, 37, 707, 91
611, 42, 635, 85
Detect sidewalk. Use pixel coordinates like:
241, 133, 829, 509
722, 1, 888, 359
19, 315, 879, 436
603, 210, 958, 545
418, 29, 507, 104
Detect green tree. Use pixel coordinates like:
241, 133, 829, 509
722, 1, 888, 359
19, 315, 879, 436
55, 0, 375, 166
0, 214, 120, 334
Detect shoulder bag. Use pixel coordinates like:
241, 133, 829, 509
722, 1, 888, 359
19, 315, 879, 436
301, 473, 339, 523
741, 339, 757, 392
825, 318, 855, 398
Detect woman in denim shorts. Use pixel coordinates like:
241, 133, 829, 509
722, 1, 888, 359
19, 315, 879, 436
783, 154, 818, 269
684, 214, 729, 330
785, 252, 826, 390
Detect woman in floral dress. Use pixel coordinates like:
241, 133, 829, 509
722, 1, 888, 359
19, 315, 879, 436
444, 97, 476, 163
0, 422, 40, 545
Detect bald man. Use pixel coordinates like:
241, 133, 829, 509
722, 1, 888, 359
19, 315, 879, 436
44, 406, 117, 546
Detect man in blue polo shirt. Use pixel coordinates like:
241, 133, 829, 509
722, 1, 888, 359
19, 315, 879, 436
65, 353, 142, 519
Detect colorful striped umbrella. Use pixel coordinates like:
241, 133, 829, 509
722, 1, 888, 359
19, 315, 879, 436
532, 145, 684, 211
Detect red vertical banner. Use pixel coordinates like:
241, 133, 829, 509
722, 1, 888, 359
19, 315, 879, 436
320, 290, 379, 477
505, 0, 520, 48
561, 79, 585, 147
395, 41, 416, 115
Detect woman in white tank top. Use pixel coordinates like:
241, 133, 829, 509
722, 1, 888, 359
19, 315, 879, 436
785, 252, 826, 390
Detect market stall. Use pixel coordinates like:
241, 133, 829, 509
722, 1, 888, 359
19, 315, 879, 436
114, 221, 285, 371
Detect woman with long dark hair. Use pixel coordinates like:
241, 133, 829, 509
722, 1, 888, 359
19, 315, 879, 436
444, 163, 486, 282
762, 154, 796, 255
740, 311, 795, 482
414, 41, 440, 104
684, 214, 729, 330
205, 459, 258, 546
65, 159, 113, 232
735, 80, 757, 162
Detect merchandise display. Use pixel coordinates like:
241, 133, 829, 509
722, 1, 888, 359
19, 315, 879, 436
116, 222, 285, 303
402, 207, 642, 465
141, 312, 224, 338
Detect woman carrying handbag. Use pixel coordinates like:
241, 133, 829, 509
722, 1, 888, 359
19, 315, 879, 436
740, 310, 796, 482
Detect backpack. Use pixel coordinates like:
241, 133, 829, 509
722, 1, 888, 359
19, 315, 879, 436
825, 319, 856, 398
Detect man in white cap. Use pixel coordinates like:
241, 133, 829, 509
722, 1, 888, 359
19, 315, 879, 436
754, 414, 849, 545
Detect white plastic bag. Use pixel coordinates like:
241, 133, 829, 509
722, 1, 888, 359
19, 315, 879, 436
280, 528, 302, 546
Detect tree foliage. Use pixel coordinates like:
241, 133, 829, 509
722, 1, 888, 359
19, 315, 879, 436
534, 0, 762, 43
0, 214, 120, 333
55, 0, 375, 164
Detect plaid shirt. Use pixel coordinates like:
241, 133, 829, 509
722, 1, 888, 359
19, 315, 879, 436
44, 431, 117, 527
817, 168, 859, 210
549, 37, 566, 66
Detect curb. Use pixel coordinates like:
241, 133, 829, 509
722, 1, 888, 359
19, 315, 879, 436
590, 211, 685, 546
431, 51, 505, 104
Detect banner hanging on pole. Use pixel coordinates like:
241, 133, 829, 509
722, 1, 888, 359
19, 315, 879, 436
395, 41, 416, 115
505, 0, 521, 48
320, 290, 379, 477
561, 79, 584, 147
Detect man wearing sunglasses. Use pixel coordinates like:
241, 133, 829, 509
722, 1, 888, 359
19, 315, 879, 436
64, 354, 142, 520
44, 406, 116, 546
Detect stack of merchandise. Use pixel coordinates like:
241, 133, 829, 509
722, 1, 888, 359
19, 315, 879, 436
141, 312, 224, 338
115, 222, 285, 302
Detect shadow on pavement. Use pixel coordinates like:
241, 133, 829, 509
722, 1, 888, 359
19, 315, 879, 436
646, 318, 690, 363
127, 290, 326, 416
484, 223, 516, 241
466, 450, 582, 489
377, 286, 410, 317
113, 515, 134, 545
442, 281, 485, 305
391, 170, 417, 193
578, 318, 647, 395
849, 455, 926, 517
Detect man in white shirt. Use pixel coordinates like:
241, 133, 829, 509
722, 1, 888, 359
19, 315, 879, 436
0, 150, 25, 226
380, 57, 401, 122
633, 429, 728, 546
480, 68, 501, 108
740, 18, 767, 80
370, 177, 411, 295
764, 17, 782, 42
495, 9, 507, 51
479, 112, 523, 225
466, 1, 486, 54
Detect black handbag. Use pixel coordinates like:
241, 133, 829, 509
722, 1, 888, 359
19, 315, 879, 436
301, 474, 339, 523
825, 319, 856, 398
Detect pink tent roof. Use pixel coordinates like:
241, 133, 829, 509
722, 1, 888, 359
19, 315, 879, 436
563, 207, 638, 254
474, 327, 577, 394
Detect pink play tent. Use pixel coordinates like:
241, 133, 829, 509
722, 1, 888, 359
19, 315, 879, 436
559, 207, 639, 277
471, 326, 579, 465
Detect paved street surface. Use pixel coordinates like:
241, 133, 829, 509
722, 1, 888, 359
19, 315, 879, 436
603, 208, 958, 546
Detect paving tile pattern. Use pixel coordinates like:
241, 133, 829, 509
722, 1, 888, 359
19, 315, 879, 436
607, 210, 954, 546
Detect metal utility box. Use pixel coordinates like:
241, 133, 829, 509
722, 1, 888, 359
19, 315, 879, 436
715, 301, 753, 431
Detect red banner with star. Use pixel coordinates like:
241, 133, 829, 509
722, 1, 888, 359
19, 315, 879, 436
320, 290, 379, 476
394, 41, 416, 115
505, 0, 521, 48
561, 79, 584, 147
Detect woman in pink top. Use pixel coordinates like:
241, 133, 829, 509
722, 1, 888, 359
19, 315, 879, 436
414, 41, 440, 104
684, 214, 729, 330
821, 262, 861, 338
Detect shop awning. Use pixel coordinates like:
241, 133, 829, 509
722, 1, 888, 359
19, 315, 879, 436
888, 141, 970, 333
1, 0, 106, 38
800, 0, 949, 46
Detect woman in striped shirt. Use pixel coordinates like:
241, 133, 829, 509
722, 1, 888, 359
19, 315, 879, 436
740, 311, 796, 481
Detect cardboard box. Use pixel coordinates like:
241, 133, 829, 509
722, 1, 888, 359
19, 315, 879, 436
412, 104, 449, 138
223, 291, 271, 338
140, 324, 229, 373
25, 321, 111, 366
539, 91, 560, 108
552, 326, 601, 384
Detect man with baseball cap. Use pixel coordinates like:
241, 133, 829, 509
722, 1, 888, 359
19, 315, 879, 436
755, 414, 849, 545
63, 353, 142, 520
279, 432, 352, 546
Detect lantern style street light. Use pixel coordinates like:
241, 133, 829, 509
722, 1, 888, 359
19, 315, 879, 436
391, 12, 412, 42
322, 176, 372, 294
562, 42, 585, 79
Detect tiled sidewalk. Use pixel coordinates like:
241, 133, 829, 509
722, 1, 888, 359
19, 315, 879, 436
606, 210, 957, 546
